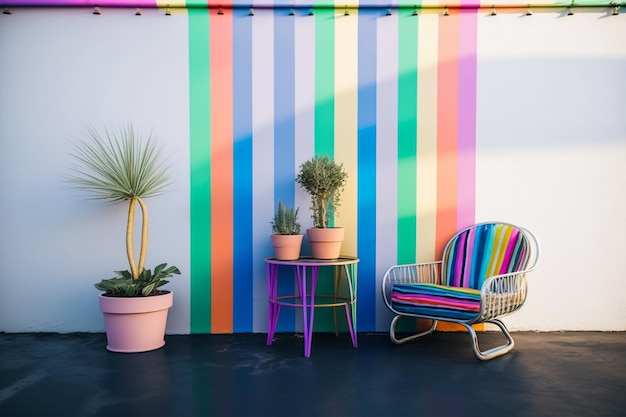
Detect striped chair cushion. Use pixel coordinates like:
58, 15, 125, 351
391, 283, 481, 321
442, 223, 529, 290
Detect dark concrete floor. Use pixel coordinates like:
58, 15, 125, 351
0, 331, 624, 417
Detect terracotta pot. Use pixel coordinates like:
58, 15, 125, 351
306, 227, 345, 259
271, 234, 303, 260
99, 291, 173, 353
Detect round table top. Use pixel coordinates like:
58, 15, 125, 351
264, 256, 359, 266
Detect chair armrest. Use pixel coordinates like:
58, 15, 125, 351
477, 271, 529, 322
474, 226, 540, 322
381, 261, 443, 310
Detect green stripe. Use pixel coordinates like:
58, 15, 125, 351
397, 9, 418, 264
313, 7, 336, 332
189, 9, 212, 333
314, 7, 335, 159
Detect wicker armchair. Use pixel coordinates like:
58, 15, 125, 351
381, 222, 540, 360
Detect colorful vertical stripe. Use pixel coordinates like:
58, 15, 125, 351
274, 5, 297, 332
397, 3, 418, 265
416, 11, 438, 263
357, 4, 378, 333
189, 8, 212, 334
457, 9, 477, 230
233, 6, 254, 332
375, 2, 399, 331
436, 10, 460, 259
209, 6, 234, 334
335, 6, 359, 331
310, 6, 337, 332
251, 8, 276, 332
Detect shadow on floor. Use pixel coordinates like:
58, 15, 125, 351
1, 331, 625, 417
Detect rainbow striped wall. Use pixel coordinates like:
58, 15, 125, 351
3, 0, 478, 333
187, 3, 477, 334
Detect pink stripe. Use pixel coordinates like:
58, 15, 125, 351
499, 229, 520, 274
456, 9, 478, 229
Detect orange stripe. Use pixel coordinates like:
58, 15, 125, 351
436, 13, 470, 332
435, 12, 460, 259
210, 9, 234, 333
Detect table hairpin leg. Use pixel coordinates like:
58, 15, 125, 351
333, 266, 341, 336
344, 263, 358, 348
296, 264, 320, 357
266, 263, 280, 346
332, 264, 358, 347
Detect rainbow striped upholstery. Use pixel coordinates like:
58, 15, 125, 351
390, 223, 531, 321
392, 283, 481, 321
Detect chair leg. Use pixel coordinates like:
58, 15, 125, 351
463, 319, 515, 361
389, 315, 437, 345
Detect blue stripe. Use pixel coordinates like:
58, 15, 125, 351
357, 7, 378, 332
274, 9, 296, 205
274, 8, 296, 332
233, 8, 254, 332
471, 225, 486, 287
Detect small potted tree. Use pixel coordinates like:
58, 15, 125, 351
66, 125, 180, 353
295, 155, 348, 259
270, 200, 303, 260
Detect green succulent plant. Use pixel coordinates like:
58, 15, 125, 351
271, 200, 301, 235
94, 263, 180, 297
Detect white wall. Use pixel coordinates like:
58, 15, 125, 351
0, 7, 624, 333
0, 8, 191, 333
476, 11, 626, 330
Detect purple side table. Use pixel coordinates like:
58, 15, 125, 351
265, 256, 359, 357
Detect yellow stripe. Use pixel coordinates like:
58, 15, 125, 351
486, 224, 510, 276
334, 8, 358, 257
495, 225, 514, 273
416, 13, 439, 263
156, 0, 186, 9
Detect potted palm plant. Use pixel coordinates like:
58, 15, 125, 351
295, 155, 348, 259
270, 200, 303, 260
66, 124, 180, 353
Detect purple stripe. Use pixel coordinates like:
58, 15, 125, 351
462, 227, 476, 287
457, 10, 477, 228
452, 231, 468, 287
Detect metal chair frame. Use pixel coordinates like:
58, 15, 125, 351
381, 222, 540, 361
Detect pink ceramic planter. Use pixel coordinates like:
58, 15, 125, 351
306, 227, 345, 259
99, 291, 173, 353
271, 234, 304, 260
